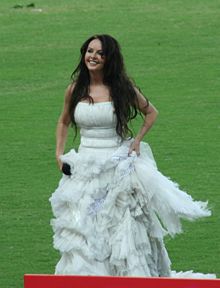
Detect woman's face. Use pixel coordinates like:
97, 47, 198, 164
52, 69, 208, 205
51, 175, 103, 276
84, 39, 105, 72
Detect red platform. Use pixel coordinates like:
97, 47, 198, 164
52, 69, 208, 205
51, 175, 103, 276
24, 274, 220, 288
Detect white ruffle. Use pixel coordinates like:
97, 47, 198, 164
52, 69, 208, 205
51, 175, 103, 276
171, 270, 216, 279
50, 140, 214, 277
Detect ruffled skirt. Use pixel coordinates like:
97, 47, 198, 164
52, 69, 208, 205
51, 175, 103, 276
50, 140, 214, 278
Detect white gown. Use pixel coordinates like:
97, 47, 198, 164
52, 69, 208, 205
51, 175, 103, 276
50, 102, 215, 278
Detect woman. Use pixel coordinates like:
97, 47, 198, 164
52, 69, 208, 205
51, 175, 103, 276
50, 34, 215, 277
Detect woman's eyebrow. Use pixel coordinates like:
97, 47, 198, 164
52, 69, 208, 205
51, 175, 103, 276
87, 46, 103, 52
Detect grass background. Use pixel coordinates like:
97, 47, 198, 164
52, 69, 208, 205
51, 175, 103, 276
0, 0, 219, 287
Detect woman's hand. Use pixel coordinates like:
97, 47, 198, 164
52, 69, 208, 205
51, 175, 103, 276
128, 138, 141, 156
56, 156, 63, 171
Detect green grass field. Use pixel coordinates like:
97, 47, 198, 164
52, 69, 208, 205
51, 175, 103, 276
1, 0, 220, 287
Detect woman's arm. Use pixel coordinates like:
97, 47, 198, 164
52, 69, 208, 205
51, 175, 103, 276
56, 84, 74, 169
129, 88, 158, 155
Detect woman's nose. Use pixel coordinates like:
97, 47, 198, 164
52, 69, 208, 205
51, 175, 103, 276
90, 52, 97, 58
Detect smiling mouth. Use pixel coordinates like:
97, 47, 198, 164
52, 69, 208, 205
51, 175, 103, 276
88, 60, 99, 65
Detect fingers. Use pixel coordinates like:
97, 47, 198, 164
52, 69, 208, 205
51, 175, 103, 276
128, 144, 140, 156
56, 158, 63, 171
134, 150, 140, 156
128, 147, 133, 155
129, 150, 140, 156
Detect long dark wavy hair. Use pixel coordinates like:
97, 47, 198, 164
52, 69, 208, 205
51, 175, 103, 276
69, 34, 147, 139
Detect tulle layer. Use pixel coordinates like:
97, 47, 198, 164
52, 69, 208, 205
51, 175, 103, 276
50, 140, 214, 277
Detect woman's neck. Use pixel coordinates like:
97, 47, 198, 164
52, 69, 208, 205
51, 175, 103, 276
89, 71, 104, 85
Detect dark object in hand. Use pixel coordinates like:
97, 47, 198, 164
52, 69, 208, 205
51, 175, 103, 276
62, 163, 71, 176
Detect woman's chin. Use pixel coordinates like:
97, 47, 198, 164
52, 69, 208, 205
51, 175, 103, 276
87, 67, 103, 73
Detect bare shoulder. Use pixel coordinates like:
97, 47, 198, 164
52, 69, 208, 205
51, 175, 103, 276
58, 83, 76, 125
65, 82, 76, 102
133, 86, 149, 107
133, 86, 158, 115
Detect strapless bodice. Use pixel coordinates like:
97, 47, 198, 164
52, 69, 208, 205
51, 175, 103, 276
74, 102, 122, 148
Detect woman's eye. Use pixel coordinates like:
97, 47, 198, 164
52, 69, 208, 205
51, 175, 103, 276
98, 51, 104, 57
86, 49, 104, 57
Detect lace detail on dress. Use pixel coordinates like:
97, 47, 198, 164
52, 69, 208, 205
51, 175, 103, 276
88, 194, 107, 216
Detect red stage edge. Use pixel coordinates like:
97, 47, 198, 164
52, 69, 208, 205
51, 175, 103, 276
24, 274, 220, 288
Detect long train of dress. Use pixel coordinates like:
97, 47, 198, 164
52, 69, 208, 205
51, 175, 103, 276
50, 102, 215, 278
